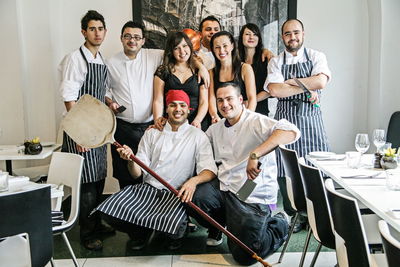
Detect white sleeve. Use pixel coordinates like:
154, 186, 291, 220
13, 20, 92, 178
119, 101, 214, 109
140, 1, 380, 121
135, 130, 152, 167
272, 119, 301, 144
58, 54, 86, 102
264, 56, 284, 92
195, 133, 218, 175
310, 50, 331, 82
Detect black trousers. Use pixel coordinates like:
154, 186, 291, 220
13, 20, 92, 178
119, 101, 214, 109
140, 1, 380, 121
80, 179, 105, 241
111, 119, 152, 188
191, 179, 289, 265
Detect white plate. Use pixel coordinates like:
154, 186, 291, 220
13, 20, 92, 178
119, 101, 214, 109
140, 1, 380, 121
41, 142, 55, 147
309, 151, 336, 158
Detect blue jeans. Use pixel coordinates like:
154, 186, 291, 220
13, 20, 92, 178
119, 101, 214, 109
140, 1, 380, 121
191, 179, 288, 265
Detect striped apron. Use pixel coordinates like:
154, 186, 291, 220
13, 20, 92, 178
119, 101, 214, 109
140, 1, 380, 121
96, 183, 188, 235
275, 48, 330, 177
62, 47, 108, 184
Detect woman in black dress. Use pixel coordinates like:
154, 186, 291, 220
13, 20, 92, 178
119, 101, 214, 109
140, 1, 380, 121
153, 31, 208, 129
238, 23, 271, 116
208, 31, 257, 123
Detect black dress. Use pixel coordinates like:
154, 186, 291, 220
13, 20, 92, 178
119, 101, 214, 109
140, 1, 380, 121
214, 63, 247, 100
155, 66, 205, 126
253, 59, 269, 116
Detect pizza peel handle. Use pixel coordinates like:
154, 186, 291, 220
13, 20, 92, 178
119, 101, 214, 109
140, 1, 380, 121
61, 95, 272, 267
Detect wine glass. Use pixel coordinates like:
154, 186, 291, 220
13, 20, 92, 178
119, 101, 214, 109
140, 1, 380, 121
355, 133, 370, 155
373, 129, 386, 152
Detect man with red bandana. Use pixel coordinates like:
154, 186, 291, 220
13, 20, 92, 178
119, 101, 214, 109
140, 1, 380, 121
96, 90, 217, 251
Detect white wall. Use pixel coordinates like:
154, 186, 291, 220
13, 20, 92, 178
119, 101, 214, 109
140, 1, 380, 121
1, 0, 399, 171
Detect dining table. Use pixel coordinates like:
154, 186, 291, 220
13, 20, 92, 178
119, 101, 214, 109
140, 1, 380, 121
0, 175, 64, 210
307, 153, 400, 234
0, 143, 61, 174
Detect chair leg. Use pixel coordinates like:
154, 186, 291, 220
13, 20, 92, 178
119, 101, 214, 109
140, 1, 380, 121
310, 242, 322, 267
298, 226, 312, 267
278, 212, 299, 263
61, 232, 80, 267
50, 258, 56, 267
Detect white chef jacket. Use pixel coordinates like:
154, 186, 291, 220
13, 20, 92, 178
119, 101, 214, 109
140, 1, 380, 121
105, 49, 163, 123
206, 108, 300, 204
136, 121, 218, 190
264, 46, 331, 91
59, 45, 105, 102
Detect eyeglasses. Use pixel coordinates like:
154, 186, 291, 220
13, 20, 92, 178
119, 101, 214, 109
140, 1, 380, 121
123, 34, 143, 41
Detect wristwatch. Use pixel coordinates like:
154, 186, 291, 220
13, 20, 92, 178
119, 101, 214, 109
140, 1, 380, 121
249, 152, 260, 160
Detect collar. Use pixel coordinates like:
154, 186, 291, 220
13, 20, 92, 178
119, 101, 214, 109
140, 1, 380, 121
223, 105, 246, 128
164, 120, 190, 133
284, 45, 305, 59
122, 48, 143, 61
81, 44, 101, 62
200, 43, 211, 53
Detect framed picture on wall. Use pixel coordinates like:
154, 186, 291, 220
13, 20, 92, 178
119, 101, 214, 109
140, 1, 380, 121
132, 0, 297, 54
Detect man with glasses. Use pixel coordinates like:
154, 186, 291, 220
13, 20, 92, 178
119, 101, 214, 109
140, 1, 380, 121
105, 21, 164, 189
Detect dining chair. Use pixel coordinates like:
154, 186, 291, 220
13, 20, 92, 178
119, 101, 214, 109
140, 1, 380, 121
278, 145, 310, 266
47, 152, 84, 267
0, 233, 31, 267
379, 220, 400, 266
0, 186, 53, 267
387, 111, 400, 149
298, 161, 336, 267
325, 179, 387, 267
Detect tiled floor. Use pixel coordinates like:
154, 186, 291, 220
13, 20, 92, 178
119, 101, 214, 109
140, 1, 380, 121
48, 252, 337, 266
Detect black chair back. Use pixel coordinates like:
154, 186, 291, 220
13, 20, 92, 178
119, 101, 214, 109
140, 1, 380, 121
387, 111, 400, 149
298, 162, 335, 249
0, 186, 53, 267
379, 220, 400, 267
279, 146, 307, 213
325, 180, 371, 267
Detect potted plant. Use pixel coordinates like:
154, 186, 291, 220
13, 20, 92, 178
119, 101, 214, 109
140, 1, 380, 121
380, 148, 398, 170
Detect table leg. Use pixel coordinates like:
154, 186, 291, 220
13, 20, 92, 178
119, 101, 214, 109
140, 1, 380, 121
6, 160, 12, 174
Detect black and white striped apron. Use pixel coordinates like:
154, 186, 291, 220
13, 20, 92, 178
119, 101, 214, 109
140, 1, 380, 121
275, 48, 330, 177
96, 183, 188, 235
62, 47, 108, 184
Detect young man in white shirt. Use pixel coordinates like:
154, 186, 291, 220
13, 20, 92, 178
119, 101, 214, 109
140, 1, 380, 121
97, 90, 217, 250
264, 19, 332, 233
192, 82, 300, 265
58, 10, 114, 251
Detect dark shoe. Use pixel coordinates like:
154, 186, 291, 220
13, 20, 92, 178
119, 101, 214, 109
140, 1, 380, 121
129, 238, 147, 250
206, 229, 223, 246
188, 222, 198, 232
291, 217, 307, 233
83, 238, 103, 251
96, 224, 116, 236
167, 238, 183, 250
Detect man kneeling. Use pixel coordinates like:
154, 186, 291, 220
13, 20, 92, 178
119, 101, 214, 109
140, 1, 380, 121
96, 90, 217, 250
191, 82, 301, 265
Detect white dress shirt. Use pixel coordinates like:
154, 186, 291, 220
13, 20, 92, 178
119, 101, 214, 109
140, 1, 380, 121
199, 44, 215, 69
136, 121, 218, 190
206, 108, 300, 204
264, 46, 331, 91
106, 49, 163, 123
59, 45, 105, 102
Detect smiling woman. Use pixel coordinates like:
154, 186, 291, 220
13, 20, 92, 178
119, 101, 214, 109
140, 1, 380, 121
152, 31, 209, 131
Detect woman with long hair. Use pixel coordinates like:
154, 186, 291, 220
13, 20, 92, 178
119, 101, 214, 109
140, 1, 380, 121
153, 31, 208, 129
238, 23, 271, 116
208, 31, 257, 123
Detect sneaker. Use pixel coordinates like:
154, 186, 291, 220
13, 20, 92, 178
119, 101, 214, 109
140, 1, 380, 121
206, 230, 223, 246
188, 222, 198, 232
83, 238, 103, 251
167, 238, 183, 250
129, 238, 148, 250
